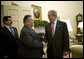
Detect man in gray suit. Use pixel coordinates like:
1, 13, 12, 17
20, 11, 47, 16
19, 15, 45, 58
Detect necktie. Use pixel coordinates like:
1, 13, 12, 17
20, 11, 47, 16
52, 23, 54, 38
10, 27, 15, 37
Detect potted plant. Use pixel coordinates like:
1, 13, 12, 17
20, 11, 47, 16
34, 20, 48, 28
34, 20, 48, 33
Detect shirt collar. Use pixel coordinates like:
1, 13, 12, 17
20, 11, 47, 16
54, 18, 57, 24
5, 25, 10, 28
5, 25, 12, 30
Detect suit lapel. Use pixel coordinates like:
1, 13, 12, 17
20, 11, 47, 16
48, 23, 53, 39
25, 25, 35, 36
54, 20, 61, 38
4, 26, 14, 37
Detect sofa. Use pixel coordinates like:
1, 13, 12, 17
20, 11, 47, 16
70, 45, 83, 58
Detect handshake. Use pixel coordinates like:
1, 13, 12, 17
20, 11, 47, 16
42, 41, 47, 54
42, 41, 47, 49
42, 41, 47, 46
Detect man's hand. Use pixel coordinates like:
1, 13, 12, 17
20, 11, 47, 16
42, 42, 47, 53
42, 41, 47, 49
42, 41, 46, 46
63, 51, 69, 56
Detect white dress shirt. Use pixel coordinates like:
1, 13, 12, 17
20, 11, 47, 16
5, 25, 11, 32
5, 25, 14, 33
51, 18, 58, 33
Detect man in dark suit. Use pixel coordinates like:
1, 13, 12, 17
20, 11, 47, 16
19, 15, 45, 58
1, 16, 19, 58
0, 26, 3, 58
44, 10, 69, 58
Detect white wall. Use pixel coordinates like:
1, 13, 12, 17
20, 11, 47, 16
1, 1, 83, 37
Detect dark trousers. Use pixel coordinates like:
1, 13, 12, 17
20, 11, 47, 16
47, 51, 63, 58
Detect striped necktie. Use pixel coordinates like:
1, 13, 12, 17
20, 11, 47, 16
10, 27, 15, 37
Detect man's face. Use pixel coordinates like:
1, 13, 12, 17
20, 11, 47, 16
27, 17, 34, 28
5, 18, 12, 26
48, 12, 56, 23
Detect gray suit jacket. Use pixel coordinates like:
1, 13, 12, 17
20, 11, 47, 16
19, 25, 44, 58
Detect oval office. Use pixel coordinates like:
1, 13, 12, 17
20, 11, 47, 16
1, 1, 83, 58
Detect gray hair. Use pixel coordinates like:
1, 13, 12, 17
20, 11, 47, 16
49, 10, 57, 17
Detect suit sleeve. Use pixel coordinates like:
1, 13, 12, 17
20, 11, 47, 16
63, 23, 69, 51
20, 30, 43, 49
1, 28, 9, 56
44, 25, 48, 43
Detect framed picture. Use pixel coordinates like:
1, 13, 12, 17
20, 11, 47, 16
31, 4, 42, 21
34, 8, 40, 18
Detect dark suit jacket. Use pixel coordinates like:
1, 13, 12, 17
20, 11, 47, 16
19, 25, 44, 58
44, 20, 69, 58
0, 26, 3, 58
1, 26, 18, 58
